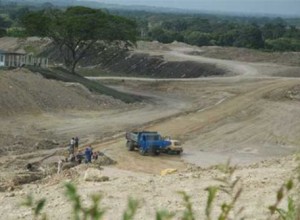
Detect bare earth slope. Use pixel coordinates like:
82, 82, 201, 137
0, 38, 299, 219
0, 69, 124, 116
0, 68, 128, 157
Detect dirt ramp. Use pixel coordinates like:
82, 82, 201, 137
0, 69, 123, 116
263, 84, 300, 101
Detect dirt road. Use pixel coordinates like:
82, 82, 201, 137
83, 44, 300, 170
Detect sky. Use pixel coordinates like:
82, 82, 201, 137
97, 0, 300, 16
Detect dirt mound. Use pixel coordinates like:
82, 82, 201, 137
34, 139, 59, 150
92, 153, 117, 167
40, 168, 80, 186
84, 168, 109, 182
0, 69, 124, 117
264, 84, 300, 101
11, 171, 45, 185
198, 46, 300, 66
0, 37, 51, 55
0, 134, 36, 155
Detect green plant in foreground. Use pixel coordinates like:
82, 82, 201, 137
22, 194, 47, 220
268, 153, 300, 220
213, 161, 244, 220
269, 154, 300, 220
275, 197, 297, 220
205, 186, 218, 220
21, 159, 300, 220
155, 210, 174, 220
65, 182, 105, 220
123, 198, 138, 220
178, 191, 195, 220
268, 179, 299, 220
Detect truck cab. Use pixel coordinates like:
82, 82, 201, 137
163, 139, 183, 155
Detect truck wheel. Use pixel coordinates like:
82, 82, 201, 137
155, 150, 160, 156
149, 147, 156, 156
163, 149, 170, 154
139, 148, 147, 156
126, 141, 134, 151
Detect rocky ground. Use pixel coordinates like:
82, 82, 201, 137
0, 38, 299, 219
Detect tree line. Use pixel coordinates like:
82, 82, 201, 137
0, 1, 300, 53
113, 10, 300, 52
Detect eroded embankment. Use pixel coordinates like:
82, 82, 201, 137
43, 44, 226, 78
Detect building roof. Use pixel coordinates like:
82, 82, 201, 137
0, 49, 9, 54
0, 49, 26, 55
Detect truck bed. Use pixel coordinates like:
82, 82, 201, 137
126, 131, 158, 143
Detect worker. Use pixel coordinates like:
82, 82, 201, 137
74, 137, 79, 153
85, 146, 93, 163
26, 163, 33, 171
69, 137, 75, 154
57, 160, 63, 174
69, 153, 76, 162
76, 150, 83, 164
92, 151, 99, 160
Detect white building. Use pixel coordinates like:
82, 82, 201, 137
0, 50, 6, 66
0, 49, 48, 68
0, 49, 26, 67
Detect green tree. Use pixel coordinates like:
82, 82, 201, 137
262, 22, 286, 40
9, 7, 30, 23
150, 27, 174, 43
218, 29, 239, 46
184, 31, 211, 46
285, 25, 300, 39
0, 15, 12, 29
265, 38, 300, 51
234, 24, 264, 49
0, 28, 6, 37
21, 6, 137, 73
188, 18, 212, 33
161, 19, 187, 32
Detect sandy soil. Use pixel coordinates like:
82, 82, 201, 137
0, 39, 299, 219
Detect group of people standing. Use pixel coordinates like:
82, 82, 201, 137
69, 137, 79, 155
68, 137, 99, 164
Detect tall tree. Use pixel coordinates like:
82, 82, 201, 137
234, 24, 264, 49
0, 15, 12, 29
21, 6, 137, 73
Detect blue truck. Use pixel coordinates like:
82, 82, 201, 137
125, 131, 171, 156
